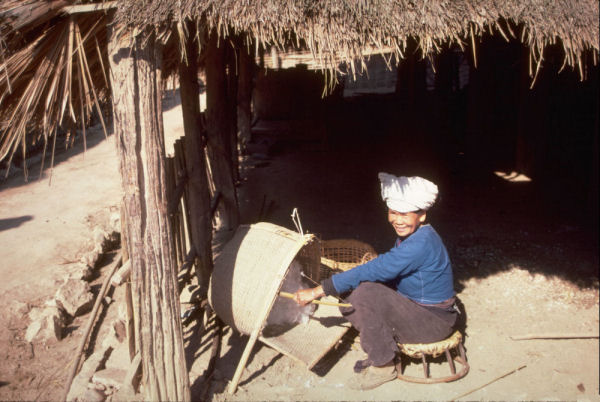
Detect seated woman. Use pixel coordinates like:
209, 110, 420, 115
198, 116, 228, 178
294, 173, 458, 390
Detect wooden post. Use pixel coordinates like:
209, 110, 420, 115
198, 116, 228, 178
395, 53, 413, 98
464, 40, 484, 162
226, 40, 240, 183
174, 139, 192, 255
178, 21, 214, 292
165, 156, 180, 267
591, 94, 599, 227
515, 45, 531, 175
108, 26, 191, 401
396, 39, 426, 114
433, 49, 453, 151
237, 40, 254, 153
205, 29, 239, 232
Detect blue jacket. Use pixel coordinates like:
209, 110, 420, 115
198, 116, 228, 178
322, 225, 454, 304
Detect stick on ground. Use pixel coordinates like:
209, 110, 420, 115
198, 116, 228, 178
451, 364, 527, 401
510, 333, 599, 340
61, 252, 122, 401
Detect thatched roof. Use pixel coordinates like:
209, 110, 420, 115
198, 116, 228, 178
114, 0, 598, 74
1, 0, 598, 170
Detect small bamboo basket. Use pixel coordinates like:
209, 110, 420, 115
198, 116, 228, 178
320, 238, 378, 278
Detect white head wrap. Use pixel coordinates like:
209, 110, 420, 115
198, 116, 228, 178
378, 173, 438, 213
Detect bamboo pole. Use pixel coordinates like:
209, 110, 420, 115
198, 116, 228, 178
278, 292, 351, 308
228, 326, 260, 394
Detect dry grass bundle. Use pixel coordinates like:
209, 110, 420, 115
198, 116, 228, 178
0, 2, 109, 178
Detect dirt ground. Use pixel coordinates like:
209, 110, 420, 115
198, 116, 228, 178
0, 91, 598, 401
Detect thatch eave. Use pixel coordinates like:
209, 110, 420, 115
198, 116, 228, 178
109, 1, 598, 68
0, 0, 598, 167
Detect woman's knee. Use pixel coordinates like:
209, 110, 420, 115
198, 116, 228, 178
345, 282, 393, 310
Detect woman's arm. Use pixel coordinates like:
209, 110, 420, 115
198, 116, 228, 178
293, 285, 324, 306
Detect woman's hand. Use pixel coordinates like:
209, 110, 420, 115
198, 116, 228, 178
293, 286, 324, 306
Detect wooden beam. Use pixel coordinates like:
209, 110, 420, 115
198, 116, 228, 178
62, 2, 117, 15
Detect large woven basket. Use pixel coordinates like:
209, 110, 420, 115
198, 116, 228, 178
209, 222, 351, 368
320, 238, 378, 278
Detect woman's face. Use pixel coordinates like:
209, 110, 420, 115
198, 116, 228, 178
387, 209, 426, 238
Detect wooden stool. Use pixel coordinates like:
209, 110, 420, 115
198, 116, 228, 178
396, 330, 469, 383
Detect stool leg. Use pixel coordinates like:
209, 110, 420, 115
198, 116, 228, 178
445, 348, 456, 375
421, 354, 429, 378
458, 342, 467, 363
395, 354, 404, 376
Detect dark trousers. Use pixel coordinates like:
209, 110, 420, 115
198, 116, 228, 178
340, 282, 457, 366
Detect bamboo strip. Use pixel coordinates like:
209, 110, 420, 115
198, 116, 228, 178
75, 22, 108, 139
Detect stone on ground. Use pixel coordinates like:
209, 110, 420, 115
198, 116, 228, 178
55, 278, 94, 317
8, 300, 30, 318
66, 345, 111, 402
80, 388, 105, 402
80, 248, 101, 269
25, 305, 66, 342
92, 227, 109, 253
92, 367, 127, 393
62, 262, 93, 281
